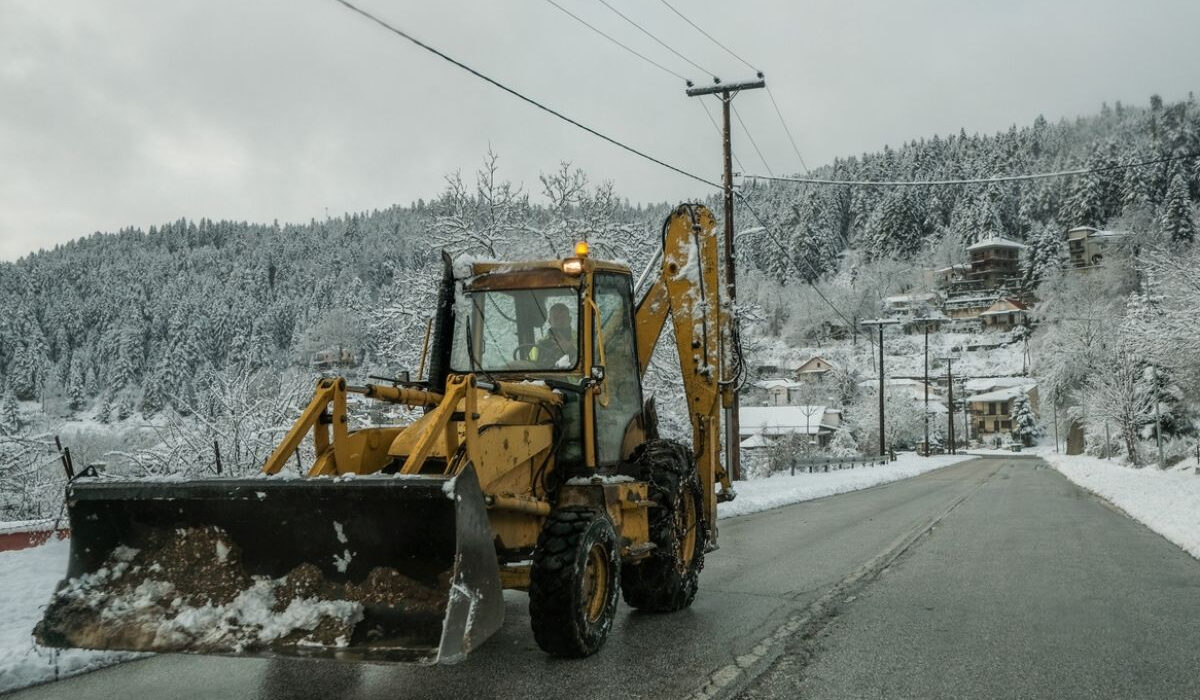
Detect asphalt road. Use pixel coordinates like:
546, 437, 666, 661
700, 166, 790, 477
742, 457, 1200, 700
11, 457, 1197, 699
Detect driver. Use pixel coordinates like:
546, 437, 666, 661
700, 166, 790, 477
530, 302, 577, 366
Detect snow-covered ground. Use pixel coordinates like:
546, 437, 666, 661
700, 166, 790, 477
717, 452, 975, 518
0, 538, 138, 694
1042, 451, 1200, 560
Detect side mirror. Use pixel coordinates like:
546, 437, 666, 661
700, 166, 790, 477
591, 365, 606, 382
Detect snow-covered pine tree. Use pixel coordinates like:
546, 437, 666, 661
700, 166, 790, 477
828, 423, 858, 457
1010, 394, 1040, 446
67, 357, 87, 412
1139, 365, 1195, 439
116, 393, 134, 422
0, 385, 19, 434
1065, 167, 1106, 227
1159, 171, 1196, 243
1020, 222, 1065, 290
1120, 159, 1154, 211
96, 394, 113, 424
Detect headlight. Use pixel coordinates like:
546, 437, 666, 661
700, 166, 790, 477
562, 258, 584, 275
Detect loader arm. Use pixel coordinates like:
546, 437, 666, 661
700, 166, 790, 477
634, 204, 735, 532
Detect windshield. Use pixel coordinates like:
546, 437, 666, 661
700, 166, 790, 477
450, 287, 581, 372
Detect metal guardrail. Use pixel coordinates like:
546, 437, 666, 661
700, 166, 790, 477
781, 454, 893, 476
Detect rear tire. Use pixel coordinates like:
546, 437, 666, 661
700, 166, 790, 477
620, 439, 708, 612
529, 507, 620, 658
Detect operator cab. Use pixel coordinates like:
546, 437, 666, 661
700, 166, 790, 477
449, 246, 648, 469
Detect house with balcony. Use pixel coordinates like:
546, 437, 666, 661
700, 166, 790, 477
965, 380, 1038, 437
1065, 226, 1134, 268
979, 298, 1030, 331
965, 236, 1025, 290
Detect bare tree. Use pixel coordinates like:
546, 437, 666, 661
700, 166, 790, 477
1083, 343, 1155, 466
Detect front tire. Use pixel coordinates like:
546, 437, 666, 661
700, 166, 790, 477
620, 439, 708, 612
529, 507, 620, 657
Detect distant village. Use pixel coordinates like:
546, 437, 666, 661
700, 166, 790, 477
737, 225, 1130, 456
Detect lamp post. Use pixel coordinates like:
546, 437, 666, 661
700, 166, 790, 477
862, 319, 901, 457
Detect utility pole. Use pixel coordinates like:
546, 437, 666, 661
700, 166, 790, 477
915, 317, 939, 457
938, 354, 957, 454
862, 319, 900, 456
1153, 365, 1165, 467
961, 379, 971, 447
686, 77, 765, 481
1053, 395, 1060, 454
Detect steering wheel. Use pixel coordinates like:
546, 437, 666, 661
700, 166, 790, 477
512, 343, 538, 361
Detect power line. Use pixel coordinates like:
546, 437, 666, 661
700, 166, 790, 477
326, 0, 868, 346
745, 151, 1200, 188
542, 0, 692, 85
327, 0, 720, 190
766, 85, 810, 174
732, 191, 876, 348
649, 0, 813, 175
732, 104, 774, 177
594, 0, 719, 82
655, 0, 758, 74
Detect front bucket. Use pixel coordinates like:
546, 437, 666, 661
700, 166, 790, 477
36, 466, 504, 664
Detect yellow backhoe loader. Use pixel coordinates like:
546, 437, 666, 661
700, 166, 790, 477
37, 203, 738, 663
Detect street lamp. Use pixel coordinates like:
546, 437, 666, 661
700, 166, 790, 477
862, 318, 901, 457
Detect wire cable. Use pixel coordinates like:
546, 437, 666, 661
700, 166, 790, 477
656, 0, 758, 74
542, 0, 692, 85
732, 104, 774, 177
324, 0, 879, 348
327, 0, 721, 190
733, 191, 875, 348
649, 0, 813, 175
766, 85, 810, 174
745, 151, 1200, 187
594, 0, 719, 81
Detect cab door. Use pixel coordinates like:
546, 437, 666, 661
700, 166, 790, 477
591, 272, 646, 466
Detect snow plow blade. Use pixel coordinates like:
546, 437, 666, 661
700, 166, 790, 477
36, 466, 504, 664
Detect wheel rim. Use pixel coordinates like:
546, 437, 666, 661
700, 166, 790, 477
582, 543, 610, 623
675, 490, 698, 574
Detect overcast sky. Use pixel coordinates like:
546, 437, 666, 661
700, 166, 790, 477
2, 0, 1198, 261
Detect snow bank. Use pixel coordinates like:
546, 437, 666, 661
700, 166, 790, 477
0, 538, 137, 694
1044, 452, 1200, 559
717, 453, 976, 519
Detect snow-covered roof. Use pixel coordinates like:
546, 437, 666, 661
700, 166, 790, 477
943, 295, 998, 306
884, 292, 939, 305
963, 376, 1036, 393
856, 378, 938, 389
966, 387, 1027, 403
740, 433, 772, 449
966, 236, 1026, 251
740, 406, 830, 435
